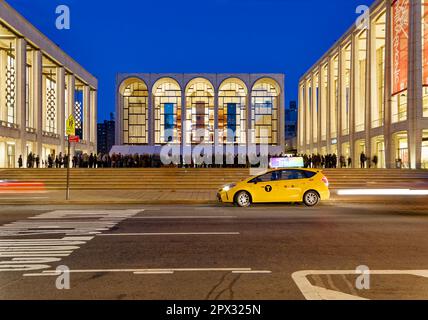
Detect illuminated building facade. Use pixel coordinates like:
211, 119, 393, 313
0, 2, 97, 168
114, 74, 285, 156
298, 0, 428, 169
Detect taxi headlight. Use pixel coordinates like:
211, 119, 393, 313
223, 184, 236, 192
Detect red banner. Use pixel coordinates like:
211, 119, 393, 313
424, 1, 428, 86
392, 0, 410, 95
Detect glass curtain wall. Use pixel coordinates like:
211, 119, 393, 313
153, 79, 182, 144
218, 79, 247, 144
185, 78, 215, 144
251, 79, 279, 145
122, 79, 149, 144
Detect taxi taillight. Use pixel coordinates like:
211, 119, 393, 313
321, 176, 329, 187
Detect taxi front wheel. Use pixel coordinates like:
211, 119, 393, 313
303, 190, 320, 207
235, 191, 252, 208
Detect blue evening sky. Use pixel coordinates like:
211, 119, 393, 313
7, 0, 373, 122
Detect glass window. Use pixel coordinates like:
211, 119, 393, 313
251, 79, 280, 145
185, 78, 215, 144
392, 91, 408, 123
341, 44, 351, 136
355, 30, 367, 132
423, 87, 428, 117
6, 55, 16, 124
251, 171, 281, 183
74, 87, 83, 138
373, 12, 386, 128
122, 80, 149, 145
154, 79, 181, 144
331, 55, 338, 138
313, 74, 319, 143
219, 79, 247, 144
321, 64, 328, 140
281, 170, 308, 180
423, 1, 428, 106
422, 130, 428, 169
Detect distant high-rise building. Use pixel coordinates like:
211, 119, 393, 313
97, 113, 115, 154
285, 101, 298, 152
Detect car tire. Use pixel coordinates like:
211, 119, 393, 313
235, 191, 252, 208
303, 190, 320, 207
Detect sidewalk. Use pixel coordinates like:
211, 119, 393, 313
0, 189, 218, 205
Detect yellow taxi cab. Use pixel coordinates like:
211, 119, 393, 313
217, 168, 330, 207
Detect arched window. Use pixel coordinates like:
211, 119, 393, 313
120, 78, 148, 145
218, 78, 247, 144
251, 79, 280, 145
185, 78, 215, 144
153, 78, 182, 144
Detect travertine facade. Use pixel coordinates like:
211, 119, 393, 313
298, 0, 428, 169
0, 1, 97, 167
114, 73, 285, 156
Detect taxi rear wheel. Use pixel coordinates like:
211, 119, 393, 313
234, 191, 252, 208
303, 190, 320, 207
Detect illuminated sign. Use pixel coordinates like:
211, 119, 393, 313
269, 157, 304, 169
392, 0, 410, 95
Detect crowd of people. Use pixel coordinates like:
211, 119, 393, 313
18, 151, 382, 169
301, 152, 380, 169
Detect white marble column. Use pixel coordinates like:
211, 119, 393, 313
56, 67, 65, 154
91, 89, 97, 152
337, 48, 343, 156
350, 34, 356, 167
83, 85, 90, 147
326, 60, 332, 154
32, 50, 43, 158
148, 86, 154, 145
365, 18, 373, 167
407, 0, 423, 169
16, 38, 27, 162
384, 0, 394, 169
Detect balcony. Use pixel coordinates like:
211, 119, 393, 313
355, 124, 365, 132
42, 131, 60, 139
371, 118, 384, 129
0, 121, 19, 129
392, 111, 407, 124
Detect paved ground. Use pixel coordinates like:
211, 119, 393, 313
1, 189, 428, 205
0, 203, 428, 300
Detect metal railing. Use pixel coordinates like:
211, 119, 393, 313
0, 120, 19, 129
42, 131, 60, 139
371, 118, 384, 128
392, 111, 407, 123
355, 124, 365, 132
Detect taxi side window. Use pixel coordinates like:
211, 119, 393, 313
251, 171, 282, 183
281, 170, 307, 180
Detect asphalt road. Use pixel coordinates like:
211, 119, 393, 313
0, 202, 428, 300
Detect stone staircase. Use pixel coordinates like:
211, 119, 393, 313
0, 168, 427, 191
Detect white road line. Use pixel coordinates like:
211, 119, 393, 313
98, 232, 240, 236
292, 270, 428, 300
130, 216, 237, 220
23, 267, 254, 277
133, 271, 174, 275
232, 271, 272, 274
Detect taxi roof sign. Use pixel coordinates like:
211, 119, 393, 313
269, 157, 305, 169
66, 115, 76, 136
